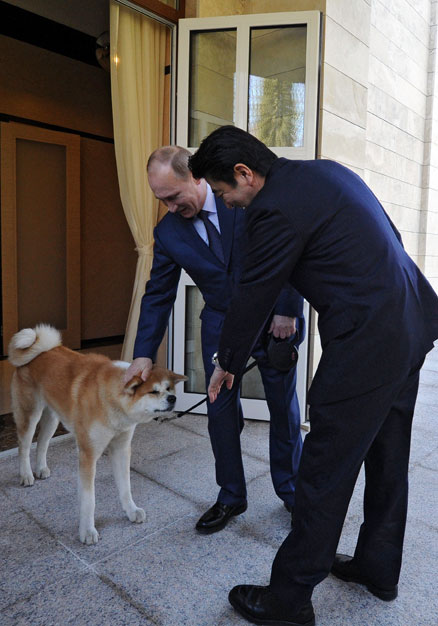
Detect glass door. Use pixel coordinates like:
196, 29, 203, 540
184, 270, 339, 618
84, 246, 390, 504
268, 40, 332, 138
173, 11, 320, 419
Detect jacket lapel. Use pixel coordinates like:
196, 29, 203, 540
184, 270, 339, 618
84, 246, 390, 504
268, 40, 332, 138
170, 199, 236, 268
173, 212, 222, 266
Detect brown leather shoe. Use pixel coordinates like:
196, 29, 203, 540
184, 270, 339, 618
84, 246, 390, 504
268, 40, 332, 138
228, 585, 315, 626
195, 501, 247, 534
331, 553, 398, 601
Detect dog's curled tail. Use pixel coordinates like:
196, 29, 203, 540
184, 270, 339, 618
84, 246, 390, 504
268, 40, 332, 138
8, 325, 62, 367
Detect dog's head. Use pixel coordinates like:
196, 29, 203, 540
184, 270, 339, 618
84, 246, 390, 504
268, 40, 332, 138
122, 366, 187, 423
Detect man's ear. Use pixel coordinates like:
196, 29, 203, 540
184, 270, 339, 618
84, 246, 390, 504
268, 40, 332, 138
234, 163, 254, 183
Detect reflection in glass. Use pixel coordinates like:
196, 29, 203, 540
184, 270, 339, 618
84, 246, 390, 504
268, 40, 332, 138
241, 359, 266, 401
188, 30, 237, 146
248, 26, 306, 147
183, 285, 267, 401
184, 286, 205, 393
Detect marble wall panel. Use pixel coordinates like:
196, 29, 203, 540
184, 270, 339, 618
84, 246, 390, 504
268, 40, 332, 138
425, 232, 438, 251
426, 93, 438, 126
401, 229, 422, 257
424, 117, 438, 145
368, 56, 426, 118
193, 0, 325, 17
324, 17, 370, 88
366, 143, 422, 187
340, 161, 365, 178
196, 0, 245, 17
246, 0, 325, 13
423, 141, 438, 169
384, 202, 422, 233
426, 162, 438, 190
414, 0, 434, 22
370, 26, 428, 95
381, 0, 430, 43
431, 0, 438, 26
371, 1, 429, 69
366, 113, 424, 164
425, 187, 438, 211
367, 86, 425, 141
423, 253, 438, 276
325, 0, 371, 45
322, 64, 368, 128
319, 110, 366, 169
427, 210, 438, 233
366, 170, 422, 211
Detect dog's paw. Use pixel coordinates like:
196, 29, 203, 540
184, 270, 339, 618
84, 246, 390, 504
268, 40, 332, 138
80, 527, 99, 545
35, 466, 50, 480
128, 507, 146, 523
20, 473, 35, 487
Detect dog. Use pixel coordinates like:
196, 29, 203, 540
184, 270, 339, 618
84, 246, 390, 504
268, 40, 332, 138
8, 324, 187, 545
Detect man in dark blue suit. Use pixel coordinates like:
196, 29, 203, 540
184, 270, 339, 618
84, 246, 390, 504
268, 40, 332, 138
189, 126, 438, 625
124, 146, 305, 534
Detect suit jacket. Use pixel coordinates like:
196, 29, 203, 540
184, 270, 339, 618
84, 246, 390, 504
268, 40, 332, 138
134, 196, 303, 361
217, 158, 438, 404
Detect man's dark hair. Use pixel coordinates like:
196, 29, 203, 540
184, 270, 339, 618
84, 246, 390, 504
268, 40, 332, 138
188, 126, 277, 185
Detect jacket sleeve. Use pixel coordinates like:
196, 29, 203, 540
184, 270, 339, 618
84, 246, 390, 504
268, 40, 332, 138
273, 285, 304, 318
133, 229, 181, 360
218, 205, 305, 374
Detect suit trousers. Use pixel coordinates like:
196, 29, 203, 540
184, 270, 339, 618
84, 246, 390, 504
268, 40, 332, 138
269, 358, 423, 607
201, 309, 303, 507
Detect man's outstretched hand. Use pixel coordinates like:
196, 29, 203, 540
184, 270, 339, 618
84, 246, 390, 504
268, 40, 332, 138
123, 357, 153, 383
208, 366, 234, 402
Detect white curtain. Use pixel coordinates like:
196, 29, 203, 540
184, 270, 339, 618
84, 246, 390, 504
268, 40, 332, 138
110, 0, 168, 360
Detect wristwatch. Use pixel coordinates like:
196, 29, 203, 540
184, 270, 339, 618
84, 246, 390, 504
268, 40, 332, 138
211, 352, 220, 367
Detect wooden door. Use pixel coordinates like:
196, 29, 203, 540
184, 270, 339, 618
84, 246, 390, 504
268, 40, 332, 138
1, 122, 81, 351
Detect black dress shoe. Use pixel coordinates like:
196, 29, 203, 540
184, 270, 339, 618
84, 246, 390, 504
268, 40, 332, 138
229, 585, 315, 626
195, 501, 247, 534
331, 553, 398, 601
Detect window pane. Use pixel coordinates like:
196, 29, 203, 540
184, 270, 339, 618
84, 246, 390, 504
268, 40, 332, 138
241, 359, 266, 401
184, 286, 205, 393
188, 29, 237, 146
248, 25, 306, 147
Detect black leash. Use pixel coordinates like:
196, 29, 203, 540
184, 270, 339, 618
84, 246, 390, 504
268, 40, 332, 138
174, 359, 258, 419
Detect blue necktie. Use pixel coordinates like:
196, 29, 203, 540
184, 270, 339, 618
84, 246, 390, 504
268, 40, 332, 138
199, 210, 225, 264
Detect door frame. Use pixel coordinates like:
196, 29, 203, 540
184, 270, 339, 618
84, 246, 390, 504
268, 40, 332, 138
177, 10, 321, 160
1, 122, 81, 351
172, 11, 321, 418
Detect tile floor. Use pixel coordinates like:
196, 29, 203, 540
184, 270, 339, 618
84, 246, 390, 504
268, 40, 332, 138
0, 347, 437, 625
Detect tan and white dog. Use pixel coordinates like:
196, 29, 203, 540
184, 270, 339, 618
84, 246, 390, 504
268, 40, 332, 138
8, 325, 186, 545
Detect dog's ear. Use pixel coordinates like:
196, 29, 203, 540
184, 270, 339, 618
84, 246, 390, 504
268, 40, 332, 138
124, 376, 143, 395
172, 373, 188, 384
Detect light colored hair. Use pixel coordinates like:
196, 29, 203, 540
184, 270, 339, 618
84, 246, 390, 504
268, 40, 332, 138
147, 146, 192, 180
